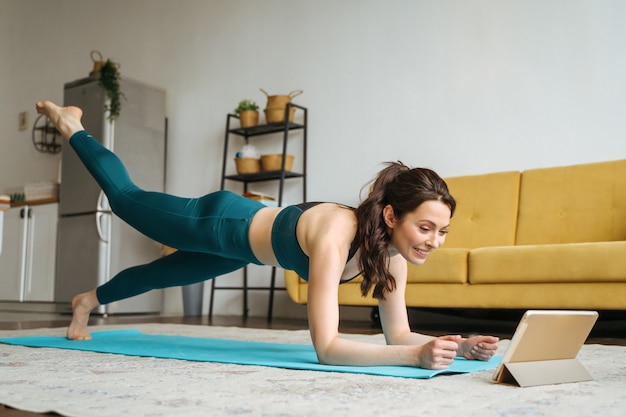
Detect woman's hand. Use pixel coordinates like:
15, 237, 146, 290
457, 335, 499, 361
415, 335, 462, 369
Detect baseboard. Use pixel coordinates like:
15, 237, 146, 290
0, 301, 68, 314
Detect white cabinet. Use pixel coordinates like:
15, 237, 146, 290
0, 203, 58, 302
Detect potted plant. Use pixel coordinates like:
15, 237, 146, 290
88, 51, 124, 121
234, 99, 260, 128
99, 59, 124, 121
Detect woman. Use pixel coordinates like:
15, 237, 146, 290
36, 101, 498, 370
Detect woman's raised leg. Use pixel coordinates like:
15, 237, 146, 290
37, 100, 244, 253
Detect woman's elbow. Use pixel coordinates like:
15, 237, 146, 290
314, 347, 334, 365
312, 342, 340, 365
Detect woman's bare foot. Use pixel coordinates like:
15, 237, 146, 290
67, 290, 100, 340
35, 101, 84, 140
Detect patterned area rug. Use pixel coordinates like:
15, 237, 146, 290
1, 324, 625, 417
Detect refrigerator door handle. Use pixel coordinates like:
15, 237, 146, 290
96, 211, 110, 243
96, 190, 110, 212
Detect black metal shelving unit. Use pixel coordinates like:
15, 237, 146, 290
209, 103, 307, 320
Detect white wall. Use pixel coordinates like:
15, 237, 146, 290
2, 0, 625, 318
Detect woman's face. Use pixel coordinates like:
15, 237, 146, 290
384, 200, 451, 265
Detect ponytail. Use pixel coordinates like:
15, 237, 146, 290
356, 162, 455, 299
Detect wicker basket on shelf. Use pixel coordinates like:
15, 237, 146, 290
260, 88, 302, 123
234, 157, 261, 174
264, 107, 295, 123
261, 154, 294, 171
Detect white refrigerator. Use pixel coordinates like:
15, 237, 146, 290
55, 77, 167, 314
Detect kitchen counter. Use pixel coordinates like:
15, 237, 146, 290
0, 197, 59, 211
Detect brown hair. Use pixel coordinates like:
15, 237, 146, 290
355, 162, 456, 299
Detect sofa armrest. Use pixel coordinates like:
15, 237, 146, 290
284, 270, 378, 306
285, 270, 308, 304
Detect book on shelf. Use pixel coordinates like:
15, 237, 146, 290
0, 194, 11, 209
242, 191, 278, 207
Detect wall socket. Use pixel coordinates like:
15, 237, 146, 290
19, 111, 28, 131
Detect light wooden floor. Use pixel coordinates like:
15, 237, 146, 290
1, 308, 625, 343
1, 309, 625, 417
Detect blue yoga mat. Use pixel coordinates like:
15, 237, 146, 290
0, 329, 501, 379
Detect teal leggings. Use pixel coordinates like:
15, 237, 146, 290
68, 131, 265, 304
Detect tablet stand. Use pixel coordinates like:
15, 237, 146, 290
496, 358, 593, 387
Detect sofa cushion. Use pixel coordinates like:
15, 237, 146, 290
469, 241, 626, 284
406, 248, 469, 284
444, 171, 521, 248
516, 159, 626, 245
403, 282, 626, 310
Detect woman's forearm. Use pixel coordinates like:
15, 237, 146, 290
314, 335, 419, 367
384, 330, 438, 347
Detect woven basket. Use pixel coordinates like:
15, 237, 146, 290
260, 89, 303, 108
264, 107, 295, 123
261, 154, 294, 171
234, 157, 261, 174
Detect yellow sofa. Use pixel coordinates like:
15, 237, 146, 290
285, 159, 626, 310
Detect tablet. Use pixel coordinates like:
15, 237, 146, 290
492, 310, 598, 387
